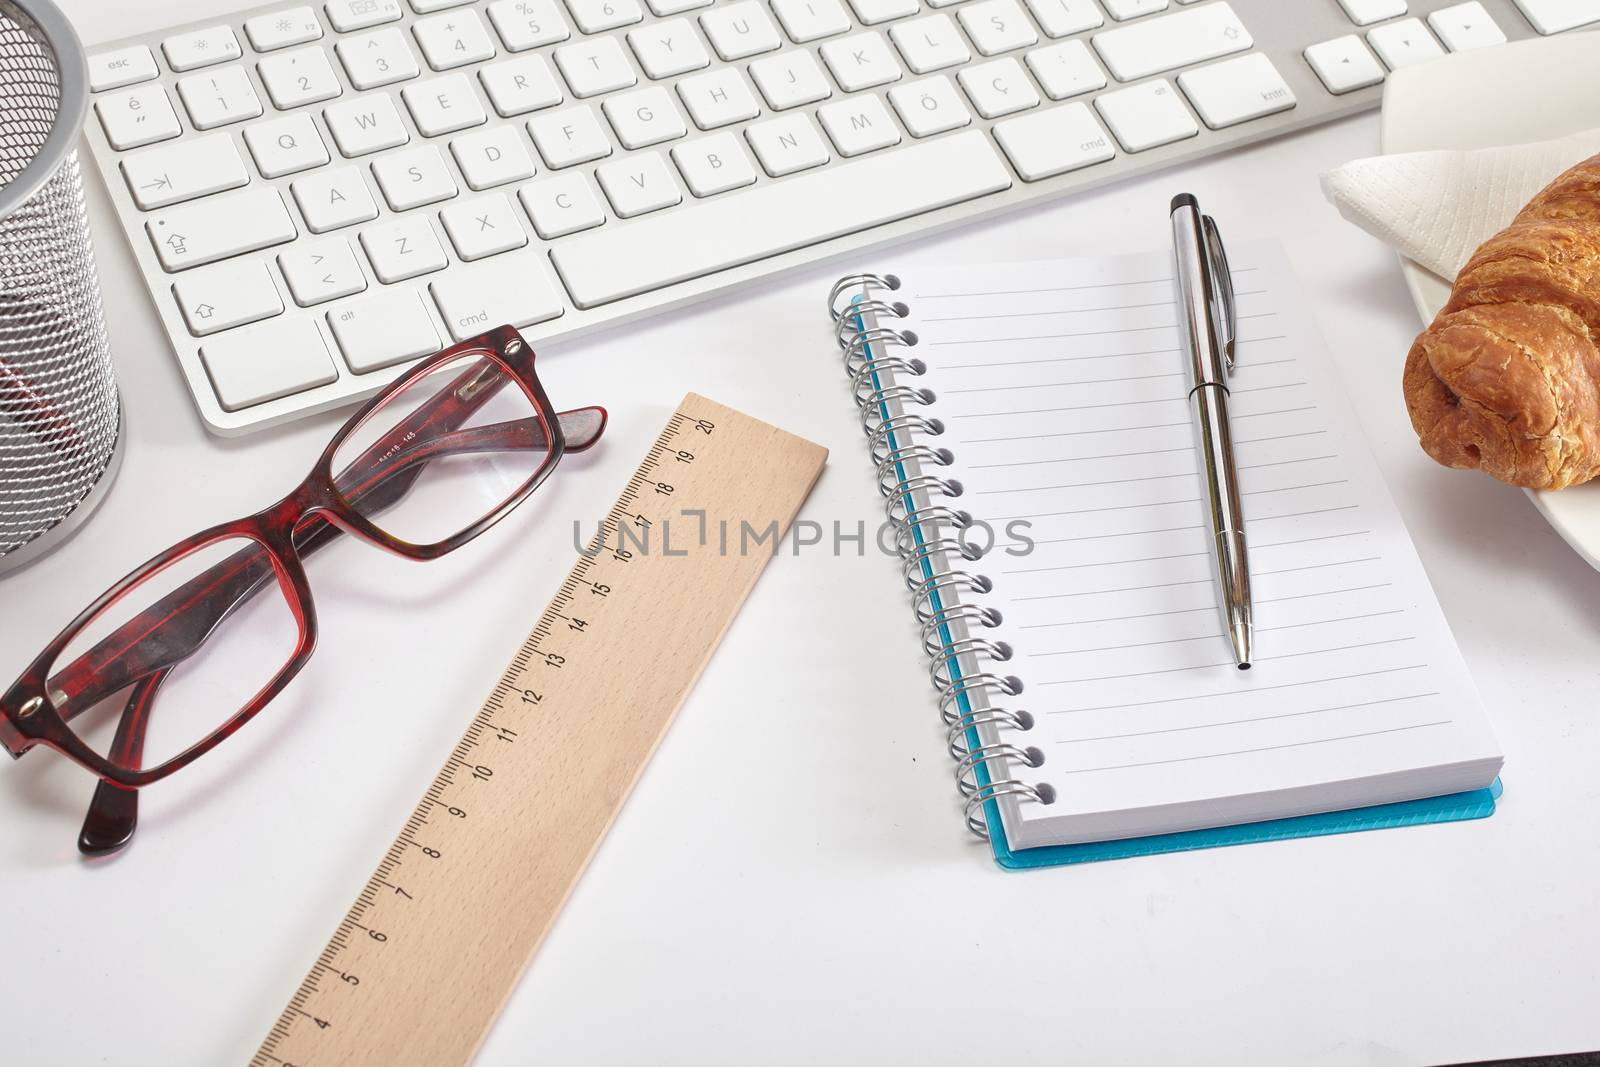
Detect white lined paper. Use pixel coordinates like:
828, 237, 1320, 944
898, 243, 1501, 848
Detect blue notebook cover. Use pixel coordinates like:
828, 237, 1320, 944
849, 297, 1500, 870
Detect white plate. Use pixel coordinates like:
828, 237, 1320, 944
1380, 33, 1600, 570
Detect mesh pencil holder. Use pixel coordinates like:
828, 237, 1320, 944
0, 0, 121, 574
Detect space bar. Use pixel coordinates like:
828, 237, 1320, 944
550, 131, 1013, 309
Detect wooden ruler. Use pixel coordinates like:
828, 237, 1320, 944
252, 394, 826, 1067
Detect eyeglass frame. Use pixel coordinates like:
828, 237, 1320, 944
0, 324, 603, 800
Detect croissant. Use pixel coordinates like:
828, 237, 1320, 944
1403, 152, 1600, 489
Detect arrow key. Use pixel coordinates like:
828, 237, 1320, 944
1304, 34, 1385, 94
280, 238, 369, 307
119, 132, 249, 210
172, 259, 285, 336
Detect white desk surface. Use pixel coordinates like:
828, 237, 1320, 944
6, 4, 1599, 1064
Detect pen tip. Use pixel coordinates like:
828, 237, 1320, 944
1237, 661, 1251, 671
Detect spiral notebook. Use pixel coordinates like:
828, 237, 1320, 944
829, 240, 1504, 869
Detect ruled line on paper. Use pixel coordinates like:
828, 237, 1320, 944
924, 311, 1279, 348
982, 482, 1350, 522
1032, 610, 1406, 658
938, 334, 1288, 372
1005, 557, 1384, 603
1046, 664, 1427, 716
912, 266, 1260, 301
1014, 508, 1362, 552
1056, 721, 1453, 774
1055, 693, 1442, 744
924, 291, 1272, 323
1035, 637, 1419, 685
976, 453, 1336, 497
968, 429, 1325, 469
1016, 583, 1395, 630
949, 381, 1311, 420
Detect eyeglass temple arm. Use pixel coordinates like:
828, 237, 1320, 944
77, 671, 165, 856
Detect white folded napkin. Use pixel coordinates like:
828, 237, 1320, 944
1321, 129, 1600, 282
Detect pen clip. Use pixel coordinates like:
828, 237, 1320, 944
1202, 214, 1236, 373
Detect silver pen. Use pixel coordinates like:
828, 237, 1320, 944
1170, 193, 1253, 669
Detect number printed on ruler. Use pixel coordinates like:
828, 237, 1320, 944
254, 394, 826, 1067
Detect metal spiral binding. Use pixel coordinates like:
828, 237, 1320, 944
829, 273, 1050, 840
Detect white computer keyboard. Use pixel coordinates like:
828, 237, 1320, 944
81, 0, 1596, 434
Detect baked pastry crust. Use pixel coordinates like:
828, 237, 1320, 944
1403, 154, 1600, 489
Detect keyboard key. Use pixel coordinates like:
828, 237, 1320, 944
750, 50, 832, 109
528, 105, 613, 166
772, 0, 852, 41
336, 28, 421, 89
177, 67, 265, 130
173, 259, 285, 336
402, 73, 488, 135
479, 55, 564, 115
258, 46, 343, 109
1103, 0, 1168, 17
647, 0, 713, 13
1337, 0, 1406, 25
1094, 78, 1197, 151
1091, 2, 1251, 82
519, 173, 607, 237
243, 112, 331, 176
279, 237, 369, 305
325, 94, 411, 155
328, 291, 443, 373
1026, 39, 1106, 99
414, 11, 497, 70
604, 86, 689, 148
821, 32, 904, 91
888, 75, 972, 136
96, 85, 182, 150
818, 95, 902, 155
628, 19, 711, 78
1427, 2, 1506, 49
1367, 18, 1444, 68
595, 151, 682, 216
745, 113, 830, 175
1024, 0, 1102, 37
1512, 0, 1600, 33
450, 125, 537, 188
163, 26, 243, 72
672, 132, 757, 195
439, 193, 529, 259
147, 187, 299, 272
293, 166, 381, 230
554, 37, 637, 97
1177, 53, 1294, 129
372, 144, 459, 209
701, 2, 783, 60
1303, 35, 1384, 93
202, 317, 338, 411
568, 0, 644, 33
413, 0, 479, 12
846, 0, 920, 23
325, 0, 403, 31
551, 129, 1010, 308
88, 46, 158, 92
360, 214, 449, 282
429, 252, 565, 341
889, 14, 971, 74
958, 57, 1039, 118
487, 0, 571, 49
677, 68, 760, 128
120, 133, 249, 209
245, 8, 324, 51
958, 0, 1038, 56
993, 100, 1115, 179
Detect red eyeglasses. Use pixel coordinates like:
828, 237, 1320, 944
1, 325, 605, 856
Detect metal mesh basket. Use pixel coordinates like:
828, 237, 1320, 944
0, 0, 120, 574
